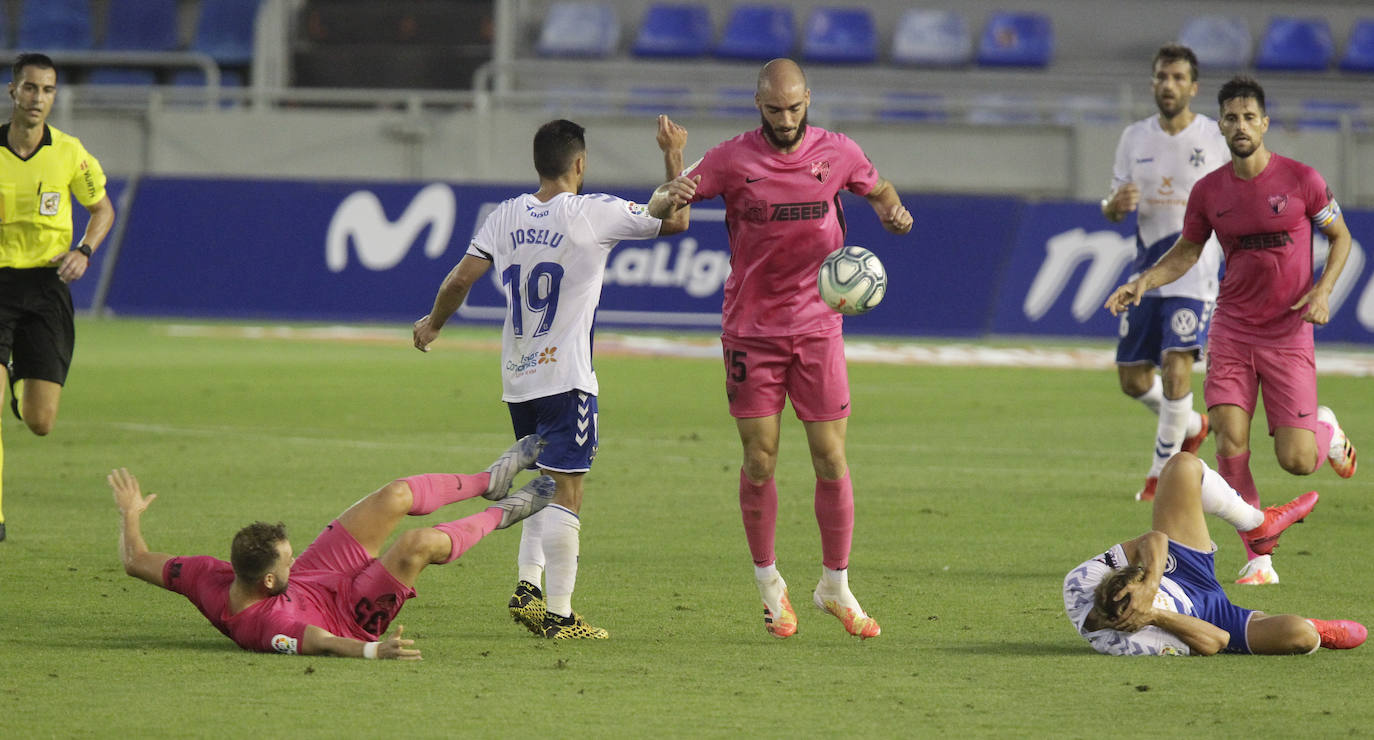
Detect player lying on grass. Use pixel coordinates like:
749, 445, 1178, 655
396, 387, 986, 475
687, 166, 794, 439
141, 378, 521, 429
110, 436, 549, 660
1064, 452, 1365, 655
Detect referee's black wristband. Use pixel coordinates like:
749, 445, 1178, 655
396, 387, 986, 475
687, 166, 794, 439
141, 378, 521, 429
76, 244, 93, 258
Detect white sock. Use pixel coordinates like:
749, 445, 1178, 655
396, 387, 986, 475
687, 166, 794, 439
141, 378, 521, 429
516, 507, 546, 587
1149, 393, 1194, 477
542, 505, 581, 618
754, 563, 780, 584
1186, 410, 1203, 438
1131, 374, 1164, 415
1199, 463, 1264, 531
817, 566, 865, 612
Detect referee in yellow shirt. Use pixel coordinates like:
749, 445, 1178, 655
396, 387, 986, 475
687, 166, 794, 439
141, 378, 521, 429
0, 53, 116, 542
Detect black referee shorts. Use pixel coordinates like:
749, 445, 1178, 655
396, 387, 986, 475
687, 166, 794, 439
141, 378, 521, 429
0, 266, 75, 386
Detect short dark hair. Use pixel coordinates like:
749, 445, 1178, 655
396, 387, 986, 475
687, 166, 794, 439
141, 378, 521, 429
533, 119, 586, 180
1218, 75, 1266, 114
1153, 43, 1199, 82
230, 521, 288, 581
1093, 566, 1145, 622
12, 53, 55, 82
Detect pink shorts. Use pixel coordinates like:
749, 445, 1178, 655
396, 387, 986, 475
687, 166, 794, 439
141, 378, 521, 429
1204, 335, 1319, 436
295, 520, 416, 639
721, 329, 850, 422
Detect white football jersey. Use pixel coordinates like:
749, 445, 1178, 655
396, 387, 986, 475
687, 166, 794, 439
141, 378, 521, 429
1063, 543, 1195, 656
467, 191, 662, 402
1111, 113, 1229, 301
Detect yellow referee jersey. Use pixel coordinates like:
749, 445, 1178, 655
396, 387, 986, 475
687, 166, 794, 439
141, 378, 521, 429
0, 123, 107, 269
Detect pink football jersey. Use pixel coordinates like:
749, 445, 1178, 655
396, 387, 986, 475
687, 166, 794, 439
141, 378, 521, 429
1182, 154, 1337, 347
685, 126, 879, 337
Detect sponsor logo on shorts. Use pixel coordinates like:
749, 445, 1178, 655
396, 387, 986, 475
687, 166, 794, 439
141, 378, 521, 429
1163, 553, 1177, 574
1170, 308, 1199, 341
271, 634, 299, 654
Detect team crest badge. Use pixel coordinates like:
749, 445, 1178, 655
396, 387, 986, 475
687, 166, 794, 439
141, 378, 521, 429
1267, 194, 1288, 214
811, 160, 831, 182
39, 192, 60, 216
1189, 148, 1205, 167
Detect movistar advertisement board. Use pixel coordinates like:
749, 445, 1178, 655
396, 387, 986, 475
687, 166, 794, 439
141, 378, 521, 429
100, 178, 1374, 344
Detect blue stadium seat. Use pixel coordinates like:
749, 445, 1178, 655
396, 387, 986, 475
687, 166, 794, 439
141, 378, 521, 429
625, 86, 693, 115
632, 4, 713, 58
976, 12, 1052, 68
18, 0, 94, 50
85, 68, 158, 86
1178, 16, 1252, 69
802, 7, 877, 64
0, 8, 9, 50
535, 2, 620, 58
712, 86, 757, 116
103, 0, 179, 51
1295, 99, 1364, 131
967, 93, 1040, 125
715, 5, 793, 61
891, 9, 971, 67
1256, 17, 1334, 71
1340, 19, 1374, 73
193, 0, 262, 66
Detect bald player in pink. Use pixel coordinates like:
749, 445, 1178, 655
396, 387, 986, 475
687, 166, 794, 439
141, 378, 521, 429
658, 58, 913, 640
110, 436, 551, 659
1106, 75, 1358, 587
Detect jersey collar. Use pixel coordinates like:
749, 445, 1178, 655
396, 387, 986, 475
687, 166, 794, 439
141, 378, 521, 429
0, 122, 53, 161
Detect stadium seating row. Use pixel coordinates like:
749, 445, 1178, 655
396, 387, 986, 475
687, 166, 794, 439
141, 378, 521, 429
0, 0, 258, 86
536, 3, 1374, 73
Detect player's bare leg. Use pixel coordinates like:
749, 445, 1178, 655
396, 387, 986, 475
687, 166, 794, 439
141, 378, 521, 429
804, 417, 879, 639
736, 414, 796, 637
15, 378, 61, 436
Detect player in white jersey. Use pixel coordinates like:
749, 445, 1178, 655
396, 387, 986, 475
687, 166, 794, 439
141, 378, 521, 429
413, 118, 697, 639
1101, 45, 1229, 504
1063, 452, 1364, 655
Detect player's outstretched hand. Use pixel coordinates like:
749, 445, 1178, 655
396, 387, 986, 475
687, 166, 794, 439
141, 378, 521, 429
1291, 287, 1331, 325
1104, 281, 1143, 316
108, 467, 157, 515
882, 203, 913, 235
380, 625, 422, 661
413, 315, 440, 353
657, 114, 687, 153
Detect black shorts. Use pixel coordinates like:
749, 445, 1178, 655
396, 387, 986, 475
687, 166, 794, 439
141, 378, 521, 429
0, 267, 75, 385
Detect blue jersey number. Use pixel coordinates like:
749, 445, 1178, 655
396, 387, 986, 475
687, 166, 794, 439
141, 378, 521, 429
502, 262, 564, 338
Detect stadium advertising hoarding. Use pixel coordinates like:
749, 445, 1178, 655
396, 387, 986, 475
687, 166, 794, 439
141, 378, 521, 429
100, 178, 1374, 345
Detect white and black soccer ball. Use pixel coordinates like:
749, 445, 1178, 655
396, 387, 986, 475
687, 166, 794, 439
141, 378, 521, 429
818, 246, 886, 315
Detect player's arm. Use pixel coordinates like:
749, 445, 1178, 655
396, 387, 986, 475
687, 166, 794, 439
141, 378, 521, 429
1131, 611, 1229, 656
1103, 237, 1204, 315
52, 194, 115, 284
863, 178, 913, 235
300, 624, 421, 660
413, 254, 492, 352
653, 115, 694, 235
108, 467, 172, 587
1292, 213, 1353, 325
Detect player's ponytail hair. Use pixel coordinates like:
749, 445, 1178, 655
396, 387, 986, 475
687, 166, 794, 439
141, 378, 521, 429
230, 521, 289, 582
1093, 566, 1147, 622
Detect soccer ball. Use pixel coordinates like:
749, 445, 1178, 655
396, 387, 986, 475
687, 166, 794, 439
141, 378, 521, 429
818, 246, 886, 315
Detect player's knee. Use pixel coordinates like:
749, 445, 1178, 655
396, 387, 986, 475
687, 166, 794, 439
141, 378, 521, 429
397, 528, 448, 565
25, 415, 55, 436
1275, 448, 1317, 476
1161, 451, 1201, 478
812, 455, 847, 481
376, 480, 415, 513
742, 449, 778, 481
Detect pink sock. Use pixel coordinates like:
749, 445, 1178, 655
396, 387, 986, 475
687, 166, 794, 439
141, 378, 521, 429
814, 473, 854, 571
433, 509, 501, 563
739, 469, 778, 567
1314, 421, 1335, 472
402, 473, 491, 515
1217, 452, 1261, 559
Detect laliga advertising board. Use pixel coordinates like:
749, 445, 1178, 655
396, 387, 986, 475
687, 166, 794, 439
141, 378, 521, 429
96, 179, 1374, 344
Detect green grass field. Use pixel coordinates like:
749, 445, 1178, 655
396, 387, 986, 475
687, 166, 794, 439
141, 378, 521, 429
1, 318, 1371, 738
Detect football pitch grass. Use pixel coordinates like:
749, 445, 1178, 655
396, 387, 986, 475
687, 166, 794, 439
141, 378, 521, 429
1, 318, 1371, 738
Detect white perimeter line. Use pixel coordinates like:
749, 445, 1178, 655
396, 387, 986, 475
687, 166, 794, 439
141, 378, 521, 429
161, 324, 1374, 377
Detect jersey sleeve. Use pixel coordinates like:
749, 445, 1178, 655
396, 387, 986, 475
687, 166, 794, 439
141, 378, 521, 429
161, 555, 218, 597
683, 145, 725, 203
1109, 127, 1132, 191
1180, 178, 1213, 245
838, 136, 879, 197
465, 210, 499, 260
66, 138, 107, 208
1301, 165, 1341, 230
1085, 626, 1191, 656
583, 193, 662, 244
